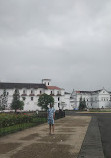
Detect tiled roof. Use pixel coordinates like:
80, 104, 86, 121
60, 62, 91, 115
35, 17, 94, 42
47, 86, 62, 90
0, 82, 47, 89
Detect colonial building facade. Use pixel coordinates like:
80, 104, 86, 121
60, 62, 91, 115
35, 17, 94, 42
0, 79, 111, 111
0, 79, 72, 111
71, 88, 111, 109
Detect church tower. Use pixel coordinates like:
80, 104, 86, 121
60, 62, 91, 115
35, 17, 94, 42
42, 79, 51, 86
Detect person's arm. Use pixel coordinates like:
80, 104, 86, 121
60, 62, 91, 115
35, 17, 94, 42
53, 109, 56, 119
53, 112, 55, 119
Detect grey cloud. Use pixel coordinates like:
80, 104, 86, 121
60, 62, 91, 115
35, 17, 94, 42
0, 0, 111, 92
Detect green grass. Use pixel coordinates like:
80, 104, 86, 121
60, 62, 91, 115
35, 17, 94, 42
89, 109, 111, 112
0, 117, 47, 137
0, 119, 47, 137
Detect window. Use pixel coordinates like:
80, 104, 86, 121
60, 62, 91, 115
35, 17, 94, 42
48, 82, 49, 85
58, 97, 60, 101
51, 91, 53, 94
31, 97, 33, 101
57, 91, 59, 94
31, 90, 33, 94
58, 103, 60, 108
23, 90, 26, 94
22, 97, 25, 101
7, 92, 9, 95
40, 91, 42, 94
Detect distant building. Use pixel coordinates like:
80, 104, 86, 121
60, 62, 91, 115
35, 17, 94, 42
0, 79, 73, 111
0, 79, 111, 111
71, 88, 111, 109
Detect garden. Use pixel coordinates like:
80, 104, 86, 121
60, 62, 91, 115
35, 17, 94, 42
0, 113, 47, 137
0, 111, 65, 137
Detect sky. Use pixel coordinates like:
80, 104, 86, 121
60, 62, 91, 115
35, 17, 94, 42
0, 0, 111, 92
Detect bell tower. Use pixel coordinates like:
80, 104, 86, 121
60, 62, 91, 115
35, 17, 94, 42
42, 79, 51, 86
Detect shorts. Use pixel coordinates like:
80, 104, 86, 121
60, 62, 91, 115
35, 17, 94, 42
48, 118, 54, 125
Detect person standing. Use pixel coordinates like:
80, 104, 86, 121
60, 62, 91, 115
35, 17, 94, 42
47, 103, 56, 135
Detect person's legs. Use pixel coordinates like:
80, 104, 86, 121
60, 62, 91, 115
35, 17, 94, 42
49, 124, 51, 134
52, 124, 55, 134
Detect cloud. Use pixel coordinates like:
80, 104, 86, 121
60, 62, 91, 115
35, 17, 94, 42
0, 0, 111, 92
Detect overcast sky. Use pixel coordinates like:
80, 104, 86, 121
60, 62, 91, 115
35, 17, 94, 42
0, 0, 111, 92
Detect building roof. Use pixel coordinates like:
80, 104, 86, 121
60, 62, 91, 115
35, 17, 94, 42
76, 89, 108, 94
65, 92, 71, 94
0, 82, 47, 89
47, 86, 62, 90
76, 91, 92, 94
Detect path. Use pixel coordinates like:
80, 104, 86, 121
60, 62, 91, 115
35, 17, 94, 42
0, 116, 91, 158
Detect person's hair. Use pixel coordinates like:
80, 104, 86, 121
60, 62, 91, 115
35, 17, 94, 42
50, 103, 53, 107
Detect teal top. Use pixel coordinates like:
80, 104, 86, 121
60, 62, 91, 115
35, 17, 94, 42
47, 107, 56, 120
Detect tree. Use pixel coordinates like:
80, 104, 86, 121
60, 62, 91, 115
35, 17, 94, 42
11, 89, 24, 112
83, 98, 86, 109
38, 93, 54, 110
1, 89, 8, 110
79, 97, 86, 110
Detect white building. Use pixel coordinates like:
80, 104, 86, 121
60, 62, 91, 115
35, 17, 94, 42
0, 79, 111, 111
0, 79, 72, 111
71, 88, 111, 109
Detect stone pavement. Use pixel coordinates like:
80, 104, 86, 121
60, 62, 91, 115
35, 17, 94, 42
0, 116, 91, 158
78, 116, 104, 158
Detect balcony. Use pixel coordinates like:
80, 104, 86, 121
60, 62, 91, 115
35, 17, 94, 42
21, 94, 27, 96
29, 94, 35, 96
50, 94, 55, 96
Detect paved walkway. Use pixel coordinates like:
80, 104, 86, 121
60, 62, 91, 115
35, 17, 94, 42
0, 116, 91, 158
78, 116, 104, 158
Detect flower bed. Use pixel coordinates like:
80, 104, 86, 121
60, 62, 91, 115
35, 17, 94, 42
0, 113, 47, 136
0, 111, 65, 137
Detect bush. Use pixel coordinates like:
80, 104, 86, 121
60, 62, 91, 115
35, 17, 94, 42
0, 113, 47, 137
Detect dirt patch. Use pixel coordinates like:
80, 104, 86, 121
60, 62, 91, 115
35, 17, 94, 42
58, 128, 75, 132
0, 143, 21, 154
63, 120, 88, 127
64, 123, 87, 127
11, 143, 78, 158
20, 133, 39, 140
39, 134, 69, 143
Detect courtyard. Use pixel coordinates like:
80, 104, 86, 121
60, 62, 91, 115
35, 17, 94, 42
0, 116, 90, 158
1, 113, 111, 158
